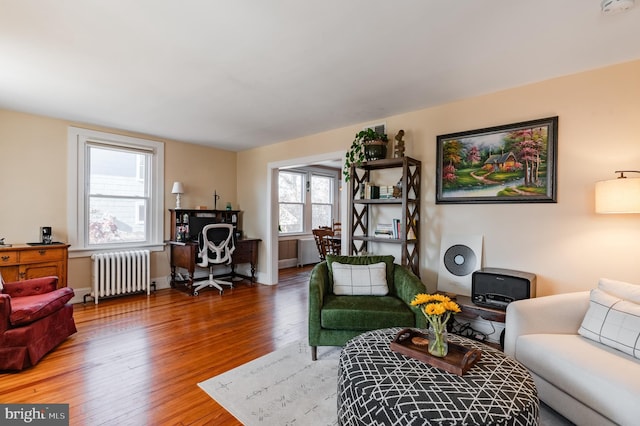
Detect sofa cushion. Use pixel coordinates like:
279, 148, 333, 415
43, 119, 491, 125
321, 294, 414, 330
579, 288, 640, 359
598, 277, 640, 303
9, 287, 74, 326
332, 262, 388, 296
326, 254, 395, 291
515, 333, 640, 426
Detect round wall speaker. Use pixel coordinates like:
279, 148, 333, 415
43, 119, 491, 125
437, 234, 483, 296
443, 244, 477, 276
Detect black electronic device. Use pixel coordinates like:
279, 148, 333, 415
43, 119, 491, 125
472, 267, 536, 310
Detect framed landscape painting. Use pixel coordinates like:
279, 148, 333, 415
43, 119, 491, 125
436, 116, 558, 204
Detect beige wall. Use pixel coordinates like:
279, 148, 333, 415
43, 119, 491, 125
0, 109, 237, 290
238, 59, 640, 296
3, 59, 640, 296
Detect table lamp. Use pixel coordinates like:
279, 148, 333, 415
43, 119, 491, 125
172, 181, 185, 209
595, 170, 640, 214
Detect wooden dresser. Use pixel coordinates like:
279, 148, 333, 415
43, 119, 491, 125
0, 244, 69, 288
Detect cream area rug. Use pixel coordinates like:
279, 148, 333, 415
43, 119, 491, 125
198, 341, 572, 426
199, 341, 341, 426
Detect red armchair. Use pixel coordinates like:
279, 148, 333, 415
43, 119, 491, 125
0, 276, 77, 371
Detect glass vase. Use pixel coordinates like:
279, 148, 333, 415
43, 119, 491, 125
428, 324, 449, 357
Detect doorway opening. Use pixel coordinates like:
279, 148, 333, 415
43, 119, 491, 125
265, 151, 345, 284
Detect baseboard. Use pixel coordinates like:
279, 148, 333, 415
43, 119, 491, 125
279, 258, 298, 269
71, 287, 92, 304
71, 275, 172, 304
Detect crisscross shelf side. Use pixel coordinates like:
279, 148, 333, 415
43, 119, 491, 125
347, 157, 421, 276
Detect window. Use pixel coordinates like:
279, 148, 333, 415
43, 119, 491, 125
278, 171, 305, 233
311, 174, 334, 229
278, 168, 339, 235
68, 127, 164, 255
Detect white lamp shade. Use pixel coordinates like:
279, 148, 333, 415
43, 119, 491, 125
171, 182, 184, 194
595, 178, 640, 213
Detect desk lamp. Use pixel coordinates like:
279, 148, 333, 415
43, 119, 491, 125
172, 182, 185, 209
595, 170, 640, 213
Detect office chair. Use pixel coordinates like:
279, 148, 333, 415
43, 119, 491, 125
194, 223, 236, 295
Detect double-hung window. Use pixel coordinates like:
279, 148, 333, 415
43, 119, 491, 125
310, 174, 334, 229
278, 171, 305, 233
68, 127, 164, 255
278, 168, 338, 235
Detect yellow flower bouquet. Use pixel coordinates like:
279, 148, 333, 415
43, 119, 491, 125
411, 293, 461, 357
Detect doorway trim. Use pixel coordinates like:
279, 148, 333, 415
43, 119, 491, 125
265, 150, 345, 284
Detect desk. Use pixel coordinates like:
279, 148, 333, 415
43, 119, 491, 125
337, 328, 539, 425
169, 238, 260, 295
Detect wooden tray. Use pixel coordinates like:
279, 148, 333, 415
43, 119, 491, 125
390, 328, 482, 376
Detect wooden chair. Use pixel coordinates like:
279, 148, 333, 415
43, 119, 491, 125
332, 221, 342, 235
312, 228, 335, 261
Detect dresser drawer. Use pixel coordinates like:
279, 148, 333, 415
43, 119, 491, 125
0, 251, 19, 265
19, 248, 65, 263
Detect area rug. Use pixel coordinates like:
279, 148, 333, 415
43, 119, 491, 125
199, 341, 340, 426
198, 341, 572, 426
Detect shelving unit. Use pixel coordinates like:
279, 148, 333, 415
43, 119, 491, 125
347, 156, 421, 276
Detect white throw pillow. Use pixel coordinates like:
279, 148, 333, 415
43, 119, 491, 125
598, 278, 640, 304
579, 288, 640, 359
0, 272, 4, 291
332, 262, 389, 296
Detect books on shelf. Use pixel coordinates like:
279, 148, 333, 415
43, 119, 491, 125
374, 221, 401, 239
392, 218, 400, 239
361, 183, 398, 200
378, 185, 396, 199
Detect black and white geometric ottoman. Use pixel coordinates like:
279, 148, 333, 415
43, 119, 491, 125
338, 328, 539, 426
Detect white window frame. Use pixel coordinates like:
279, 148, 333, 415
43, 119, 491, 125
278, 170, 306, 234
310, 173, 336, 230
67, 126, 165, 257
278, 167, 339, 236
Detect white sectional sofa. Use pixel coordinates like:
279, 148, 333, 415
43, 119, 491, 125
505, 285, 640, 426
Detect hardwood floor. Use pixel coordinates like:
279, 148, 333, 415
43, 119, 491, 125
0, 266, 314, 425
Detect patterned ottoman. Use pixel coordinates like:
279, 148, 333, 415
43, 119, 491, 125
337, 328, 539, 426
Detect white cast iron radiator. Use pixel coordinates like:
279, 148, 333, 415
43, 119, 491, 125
89, 250, 151, 304
297, 238, 320, 267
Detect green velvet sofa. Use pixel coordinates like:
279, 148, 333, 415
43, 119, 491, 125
308, 255, 427, 360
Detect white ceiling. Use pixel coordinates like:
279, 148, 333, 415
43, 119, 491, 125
1, 1, 639, 151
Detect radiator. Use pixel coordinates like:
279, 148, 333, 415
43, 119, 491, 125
297, 238, 320, 267
89, 250, 151, 304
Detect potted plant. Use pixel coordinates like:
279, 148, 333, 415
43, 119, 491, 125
343, 128, 389, 181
